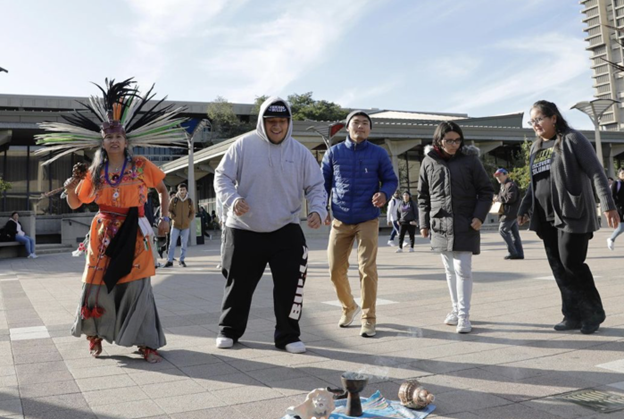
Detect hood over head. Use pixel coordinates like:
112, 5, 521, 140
257, 96, 293, 144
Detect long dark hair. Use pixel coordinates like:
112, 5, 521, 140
89, 146, 135, 192
432, 121, 465, 150
531, 100, 571, 151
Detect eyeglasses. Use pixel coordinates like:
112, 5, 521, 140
442, 139, 462, 145
527, 116, 549, 126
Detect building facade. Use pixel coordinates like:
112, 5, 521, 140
581, 0, 624, 130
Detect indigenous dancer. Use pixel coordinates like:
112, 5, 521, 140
36, 78, 187, 362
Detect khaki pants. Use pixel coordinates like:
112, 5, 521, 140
328, 218, 379, 322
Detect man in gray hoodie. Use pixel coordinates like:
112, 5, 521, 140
213, 97, 327, 354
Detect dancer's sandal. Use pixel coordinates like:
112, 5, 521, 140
138, 346, 162, 363
87, 336, 103, 358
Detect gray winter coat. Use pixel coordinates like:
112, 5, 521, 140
418, 145, 494, 255
518, 128, 616, 234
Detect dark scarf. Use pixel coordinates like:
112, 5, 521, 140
103, 207, 138, 292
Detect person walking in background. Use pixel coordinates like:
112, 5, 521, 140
165, 183, 195, 268
214, 97, 327, 354
386, 190, 402, 246
396, 191, 418, 253
607, 168, 624, 251
158, 191, 176, 259
518, 100, 618, 335
494, 168, 524, 260
322, 110, 398, 338
418, 121, 494, 334
198, 206, 212, 241
4, 212, 37, 258
215, 196, 228, 271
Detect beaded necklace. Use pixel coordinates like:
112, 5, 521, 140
104, 159, 128, 187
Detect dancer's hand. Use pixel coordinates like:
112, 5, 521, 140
517, 214, 529, 226
420, 228, 429, 238
233, 198, 250, 216
605, 209, 620, 229
470, 218, 482, 231
372, 192, 386, 208
307, 213, 321, 229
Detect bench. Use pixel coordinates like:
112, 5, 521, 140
0, 241, 27, 259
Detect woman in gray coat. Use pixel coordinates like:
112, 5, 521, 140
518, 100, 619, 334
418, 122, 494, 333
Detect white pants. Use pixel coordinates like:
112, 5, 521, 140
440, 251, 473, 318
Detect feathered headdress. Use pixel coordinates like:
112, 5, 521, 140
35, 78, 187, 165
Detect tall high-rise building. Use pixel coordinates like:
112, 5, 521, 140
580, 0, 624, 130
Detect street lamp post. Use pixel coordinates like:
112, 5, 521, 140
186, 119, 208, 246
571, 99, 619, 171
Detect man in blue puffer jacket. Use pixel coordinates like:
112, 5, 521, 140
322, 110, 398, 338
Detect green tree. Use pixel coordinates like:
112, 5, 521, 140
287, 92, 348, 121
252, 95, 269, 115
206, 96, 253, 140
508, 139, 532, 194
0, 177, 10, 193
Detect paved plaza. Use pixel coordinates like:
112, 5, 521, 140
0, 228, 623, 418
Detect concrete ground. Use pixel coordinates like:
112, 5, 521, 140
0, 227, 623, 419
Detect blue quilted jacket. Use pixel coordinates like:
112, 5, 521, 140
322, 137, 398, 225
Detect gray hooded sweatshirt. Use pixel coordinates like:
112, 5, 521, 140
214, 97, 328, 233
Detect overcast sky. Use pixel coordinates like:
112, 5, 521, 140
1, 0, 597, 129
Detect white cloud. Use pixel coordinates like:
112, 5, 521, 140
447, 33, 591, 113
198, 0, 377, 101
336, 79, 404, 108
428, 55, 482, 80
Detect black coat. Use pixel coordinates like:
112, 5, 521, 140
3, 219, 20, 240
397, 199, 418, 224
612, 179, 624, 220
497, 178, 520, 221
418, 145, 494, 255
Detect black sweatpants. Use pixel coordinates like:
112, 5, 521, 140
539, 222, 605, 325
218, 224, 308, 348
398, 223, 416, 249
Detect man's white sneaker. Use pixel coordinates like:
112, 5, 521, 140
28, 253, 38, 259
607, 238, 615, 251
338, 305, 361, 327
285, 341, 306, 354
456, 318, 472, 333
408, 248, 414, 253
387, 240, 394, 246
216, 337, 234, 348
444, 312, 458, 325
395, 248, 403, 253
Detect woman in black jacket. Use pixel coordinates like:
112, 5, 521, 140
396, 191, 418, 253
418, 122, 494, 334
607, 167, 624, 251
518, 100, 618, 334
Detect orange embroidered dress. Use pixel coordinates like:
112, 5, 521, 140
77, 156, 164, 285
71, 156, 166, 350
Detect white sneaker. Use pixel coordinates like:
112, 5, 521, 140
395, 248, 403, 253
387, 240, 395, 247
216, 337, 234, 348
444, 312, 458, 326
456, 317, 472, 333
607, 238, 615, 251
28, 253, 38, 259
285, 341, 306, 354
408, 248, 414, 253
338, 305, 361, 327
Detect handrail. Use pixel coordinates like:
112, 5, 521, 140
62, 218, 91, 228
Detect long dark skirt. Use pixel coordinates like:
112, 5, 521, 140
71, 278, 166, 350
